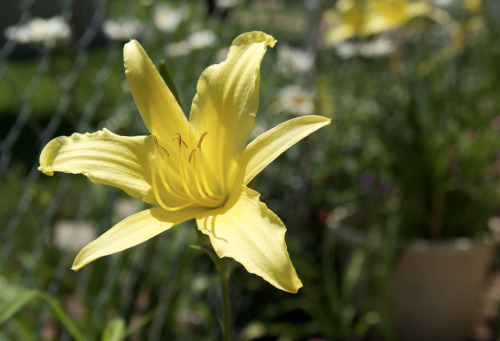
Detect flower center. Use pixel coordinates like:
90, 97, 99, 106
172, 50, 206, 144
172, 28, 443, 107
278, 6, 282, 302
149, 132, 225, 211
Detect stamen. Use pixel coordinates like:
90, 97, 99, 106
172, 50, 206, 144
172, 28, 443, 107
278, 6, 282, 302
149, 134, 159, 146
149, 131, 224, 208
192, 132, 224, 201
218, 128, 227, 194
177, 145, 208, 206
156, 148, 187, 201
149, 135, 170, 156
195, 147, 225, 201
150, 150, 194, 211
172, 132, 188, 149
190, 153, 210, 201
198, 132, 208, 148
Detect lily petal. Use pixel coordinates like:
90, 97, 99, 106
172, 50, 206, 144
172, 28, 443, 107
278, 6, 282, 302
197, 186, 302, 293
38, 128, 157, 204
238, 115, 331, 186
72, 206, 208, 270
124, 40, 191, 143
189, 32, 276, 191
363, 0, 409, 35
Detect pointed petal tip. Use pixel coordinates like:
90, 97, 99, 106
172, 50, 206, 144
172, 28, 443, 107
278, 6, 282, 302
37, 166, 54, 176
71, 254, 88, 271
300, 115, 332, 129
199, 187, 303, 294
315, 115, 332, 125
286, 279, 303, 294
123, 36, 188, 141
123, 39, 139, 51
233, 31, 277, 49
266, 34, 277, 48
71, 260, 84, 272
240, 115, 332, 185
294, 115, 331, 125
275, 273, 303, 293
123, 40, 146, 74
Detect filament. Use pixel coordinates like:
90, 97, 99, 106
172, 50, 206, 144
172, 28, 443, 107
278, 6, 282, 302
156, 148, 187, 201
195, 132, 224, 200
177, 144, 210, 206
150, 149, 194, 211
196, 147, 225, 201
190, 151, 223, 204
150, 131, 225, 210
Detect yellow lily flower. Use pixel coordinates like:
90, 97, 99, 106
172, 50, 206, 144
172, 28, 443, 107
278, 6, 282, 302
324, 0, 429, 45
38, 32, 330, 293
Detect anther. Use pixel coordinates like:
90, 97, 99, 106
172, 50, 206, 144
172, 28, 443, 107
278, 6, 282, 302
149, 134, 159, 146
189, 149, 197, 163
172, 132, 188, 148
198, 132, 208, 148
149, 135, 169, 156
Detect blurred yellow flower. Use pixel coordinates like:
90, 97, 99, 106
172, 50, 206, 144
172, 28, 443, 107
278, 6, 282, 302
324, 0, 429, 44
38, 32, 330, 293
464, 0, 481, 14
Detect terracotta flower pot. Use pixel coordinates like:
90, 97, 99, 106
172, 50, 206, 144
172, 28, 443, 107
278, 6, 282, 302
332, 225, 495, 340
391, 238, 494, 341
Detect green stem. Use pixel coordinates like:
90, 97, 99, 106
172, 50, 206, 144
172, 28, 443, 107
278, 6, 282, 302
190, 244, 232, 340
217, 258, 232, 341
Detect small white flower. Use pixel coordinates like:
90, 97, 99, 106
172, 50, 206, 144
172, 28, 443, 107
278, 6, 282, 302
113, 198, 140, 220
277, 45, 314, 74
434, 0, 455, 7
333, 36, 396, 59
358, 37, 396, 57
188, 30, 217, 50
153, 5, 185, 32
275, 85, 315, 116
4, 16, 71, 47
333, 41, 358, 59
102, 19, 144, 41
165, 30, 217, 57
165, 40, 192, 57
250, 122, 269, 139
216, 0, 241, 9
215, 47, 229, 63
54, 220, 96, 252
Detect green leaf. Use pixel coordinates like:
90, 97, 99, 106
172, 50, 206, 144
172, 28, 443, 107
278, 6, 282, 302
102, 318, 127, 341
0, 289, 39, 323
0, 277, 85, 341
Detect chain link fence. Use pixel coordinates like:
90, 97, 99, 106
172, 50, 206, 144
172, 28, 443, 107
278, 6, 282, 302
0, 1, 314, 339
4, 0, 499, 340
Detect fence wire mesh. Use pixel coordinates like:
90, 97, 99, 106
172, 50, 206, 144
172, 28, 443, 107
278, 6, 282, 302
4, 0, 500, 340
0, 1, 313, 339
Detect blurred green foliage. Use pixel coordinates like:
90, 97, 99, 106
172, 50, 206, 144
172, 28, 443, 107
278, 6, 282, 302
2, 0, 500, 340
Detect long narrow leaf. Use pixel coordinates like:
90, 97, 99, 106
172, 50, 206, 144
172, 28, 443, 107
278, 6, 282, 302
0, 278, 85, 341
0, 290, 39, 323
